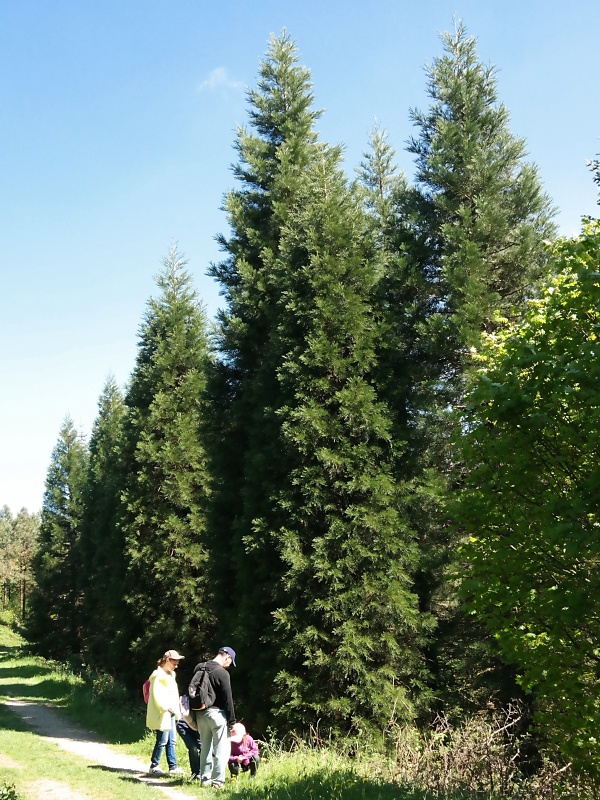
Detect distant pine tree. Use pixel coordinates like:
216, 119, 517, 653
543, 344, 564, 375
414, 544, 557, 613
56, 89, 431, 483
0, 506, 39, 618
78, 376, 127, 670
27, 416, 88, 660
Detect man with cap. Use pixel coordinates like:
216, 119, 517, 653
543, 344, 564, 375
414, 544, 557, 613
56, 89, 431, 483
194, 646, 237, 788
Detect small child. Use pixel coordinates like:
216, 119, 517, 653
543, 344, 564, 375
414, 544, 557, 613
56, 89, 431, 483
228, 722, 260, 778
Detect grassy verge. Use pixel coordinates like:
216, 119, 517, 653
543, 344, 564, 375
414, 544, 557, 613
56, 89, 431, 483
2, 619, 587, 799
0, 622, 430, 799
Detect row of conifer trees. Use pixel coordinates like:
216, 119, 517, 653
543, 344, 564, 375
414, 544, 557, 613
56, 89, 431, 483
26, 25, 557, 740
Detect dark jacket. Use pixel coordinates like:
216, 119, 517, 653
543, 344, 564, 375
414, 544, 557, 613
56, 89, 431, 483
193, 660, 236, 727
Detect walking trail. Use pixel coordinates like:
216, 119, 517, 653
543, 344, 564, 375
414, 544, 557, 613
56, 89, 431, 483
4, 698, 193, 800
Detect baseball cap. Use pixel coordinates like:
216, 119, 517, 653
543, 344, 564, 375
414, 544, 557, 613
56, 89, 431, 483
219, 646, 236, 666
163, 649, 185, 661
230, 722, 246, 743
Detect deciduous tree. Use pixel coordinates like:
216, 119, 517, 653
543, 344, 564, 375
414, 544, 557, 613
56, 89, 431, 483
456, 219, 600, 777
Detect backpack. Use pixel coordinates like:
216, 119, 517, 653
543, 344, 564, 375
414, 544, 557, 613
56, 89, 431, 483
142, 678, 151, 704
188, 662, 217, 711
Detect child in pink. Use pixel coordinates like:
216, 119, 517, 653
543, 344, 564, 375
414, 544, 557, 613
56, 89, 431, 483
228, 722, 260, 778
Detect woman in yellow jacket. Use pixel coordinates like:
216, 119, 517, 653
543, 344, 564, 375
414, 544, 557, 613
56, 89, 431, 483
147, 649, 185, 775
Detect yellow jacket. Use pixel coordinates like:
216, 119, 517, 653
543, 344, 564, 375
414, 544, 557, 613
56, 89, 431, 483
145, 666, 181, 731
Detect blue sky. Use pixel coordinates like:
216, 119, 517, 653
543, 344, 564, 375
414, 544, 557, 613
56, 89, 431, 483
1, 0, 599, 514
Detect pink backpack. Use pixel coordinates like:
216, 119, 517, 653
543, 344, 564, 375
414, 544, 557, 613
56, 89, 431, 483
142, 678, 151, 704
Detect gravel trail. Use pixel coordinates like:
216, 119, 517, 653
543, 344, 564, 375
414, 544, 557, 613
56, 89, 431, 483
4, 698, 194, 800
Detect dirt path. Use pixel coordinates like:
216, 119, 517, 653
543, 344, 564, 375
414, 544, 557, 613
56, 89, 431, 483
4, 698, 194, 800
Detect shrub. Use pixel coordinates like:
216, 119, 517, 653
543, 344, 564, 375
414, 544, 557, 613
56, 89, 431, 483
382, 705, 598, 799
0, 782, 22, 800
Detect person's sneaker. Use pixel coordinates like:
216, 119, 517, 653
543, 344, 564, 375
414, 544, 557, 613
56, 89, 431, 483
211, 782, 223, 789
169, 767, 185, 775
149, 766, 164, 775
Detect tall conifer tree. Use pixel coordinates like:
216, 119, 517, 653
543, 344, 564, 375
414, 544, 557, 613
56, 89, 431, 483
78, 376, 127, 670
119, 246, 213, 683
27, 416, 88, 659
357, 25, 557, 714
268, 148, 427, 732
359, 127, 456, 630
357, 127, 436, 475
406, 20, 555, 352
395, 21, 556, 711
207, 32, 322, 695
210, 33, 427, 731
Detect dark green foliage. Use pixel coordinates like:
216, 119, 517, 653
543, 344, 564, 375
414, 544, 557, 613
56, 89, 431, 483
119, 246, 214, 682
78, 376, 127, 670
209, 31, 429, 734
206, 31, 324, 716
269, 149, 429, 732
455, 220, 600, 778
27, 23, 590, 762
588, 153, 600, 202
358, 126, 443, 475
0, 782, 21, 800
26, 416, 88, 659
407, 20, 555, 352
363, 22, 558, 715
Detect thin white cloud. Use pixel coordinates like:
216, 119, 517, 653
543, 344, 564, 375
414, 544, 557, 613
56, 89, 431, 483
198, 67, 244, 93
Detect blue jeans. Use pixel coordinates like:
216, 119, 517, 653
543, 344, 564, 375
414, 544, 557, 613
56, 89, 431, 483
176, 719, 201, 776
197, 708, 229, 786
150, 716, 177, 770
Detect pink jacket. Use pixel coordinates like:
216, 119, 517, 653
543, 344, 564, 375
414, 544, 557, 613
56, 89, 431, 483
229, 734, 259, 764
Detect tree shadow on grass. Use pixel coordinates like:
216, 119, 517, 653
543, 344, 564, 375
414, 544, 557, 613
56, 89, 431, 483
0, 644, 30, 662
90, 766, 184, 790
0, 702, 33, 733
0, 676, 70, 702
0, 664, 55, 679
0, 650, 75, 702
